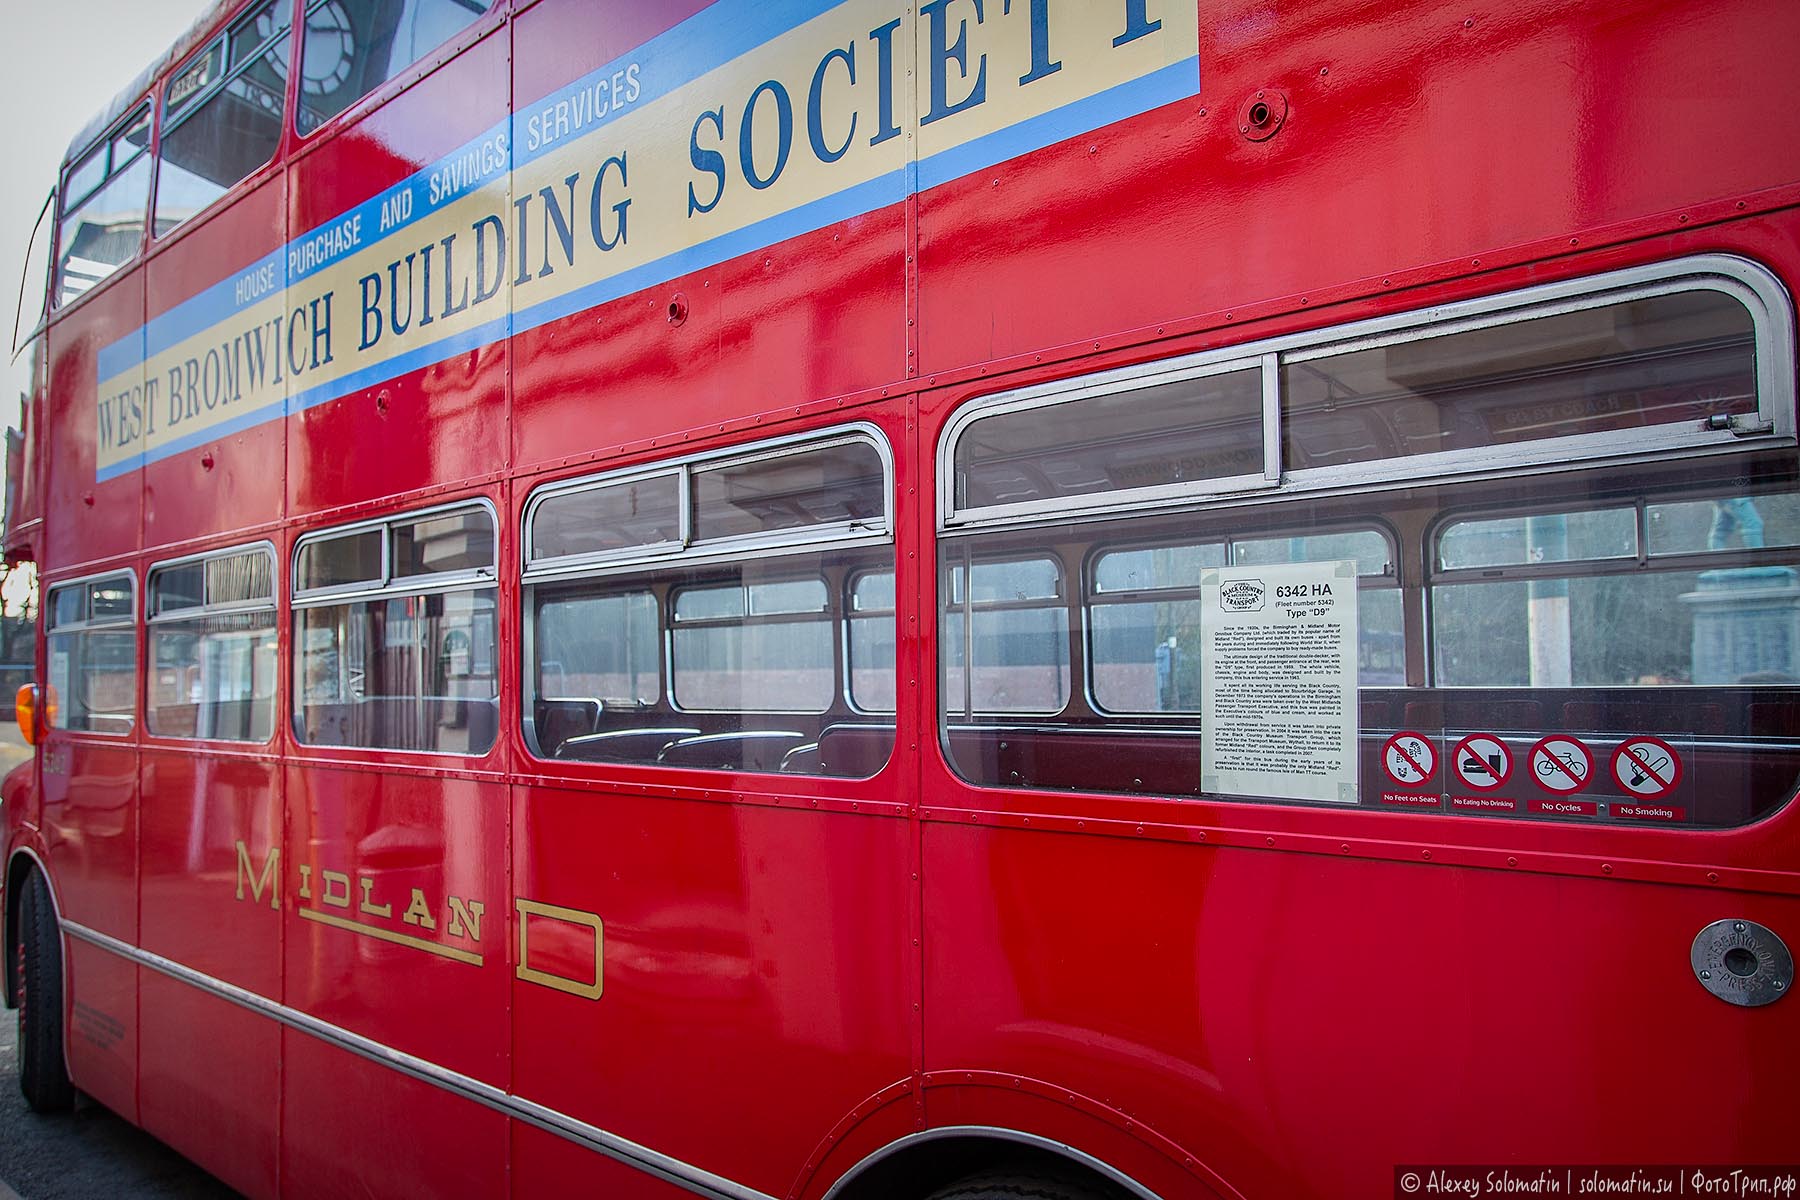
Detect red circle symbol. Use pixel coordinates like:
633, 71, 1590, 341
1610, 737, 1682, 799
1450, 734, 1512, 791
1528, 736, 1594, 795
1382, 732, 1437, 788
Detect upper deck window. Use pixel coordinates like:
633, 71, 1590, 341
941, 256, 1794, 527
295, 0, 496, 136
56, 105, 151, 306
156, 1, 292, 235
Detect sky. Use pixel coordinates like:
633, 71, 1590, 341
0, 0, 209, 421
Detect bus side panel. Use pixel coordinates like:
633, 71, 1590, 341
43, 269, 143, 572
509, 1122, 699, 1200
284, 30, 512, 517
279, 1027, 507, 1200
914, 0, 1800, 376
280, 763, 508, 1194
508, 0, 912, 473
511, 783, 913, 1193
920, 822, 1800, 1198
139, 975, 278, 1200
143, 174, 289, 548
41, 722, 139, 1119
137, 749, 282, 1200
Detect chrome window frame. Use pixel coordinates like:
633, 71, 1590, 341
523, 425, 895, 585
520, 425, 897, 759
939, 255, 1797, 533
147, 541, 278, 620
292, 499, 498, 609
160, 3, 292, 142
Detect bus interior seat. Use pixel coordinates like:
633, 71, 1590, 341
556, 727, 700, 763
778, 742, 822, 773
816, 723, 897, 777
657, 731, 807, 772
537, 697, 604, 750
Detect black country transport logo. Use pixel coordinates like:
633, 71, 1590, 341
1219, 578, 1266, 612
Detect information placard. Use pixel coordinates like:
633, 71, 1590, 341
1201, 560, 1359, 803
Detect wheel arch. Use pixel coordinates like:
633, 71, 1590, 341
4, 845, 57, 1011
819, 1127, 1167, 1200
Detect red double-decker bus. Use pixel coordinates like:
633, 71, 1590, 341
5, 1, 1799, 1197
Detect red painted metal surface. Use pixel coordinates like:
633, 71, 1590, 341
1, 1, 1796, 1198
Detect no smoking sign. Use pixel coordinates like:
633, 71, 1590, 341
1611, 736, 1682, 799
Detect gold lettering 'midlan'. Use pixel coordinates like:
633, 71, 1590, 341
358, 877, 393, 918
321, 870, 352, 908
445, 897, 485, 941
402, 888, 437, 930
234, 841, 280, 910
229, 848, 494, 963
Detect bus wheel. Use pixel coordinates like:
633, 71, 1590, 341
16, 870, 74, 1112
926, 1169, 1112, 1200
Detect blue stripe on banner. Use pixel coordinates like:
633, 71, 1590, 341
510, 0, 857, 173
509, 167, 910, 334
95, 325, 148, 390
283, 312, 515, 416
914, 57, 1199, 191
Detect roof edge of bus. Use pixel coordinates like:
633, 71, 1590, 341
62, 0, 239, 169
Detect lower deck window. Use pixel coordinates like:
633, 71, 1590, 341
292, 503, 499, 754
523, 429, 897, 778
45, 575, 136, 736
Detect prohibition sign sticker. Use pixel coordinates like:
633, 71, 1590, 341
1450, 734, 1512, 791
1382, 731, 1437, 787
1611, 736, 1682, 799
1529, 736, 1594, 795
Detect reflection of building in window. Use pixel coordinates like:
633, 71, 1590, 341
296, 0, 496, 134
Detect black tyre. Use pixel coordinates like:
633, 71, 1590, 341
926, 1170, 1112, 1200
16, 869, 74, 1112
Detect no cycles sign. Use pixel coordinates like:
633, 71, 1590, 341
1528, 736, 1593, 795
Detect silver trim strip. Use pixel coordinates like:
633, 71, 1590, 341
820, 1126, 1168, 1200
58, 920, 776, 1200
